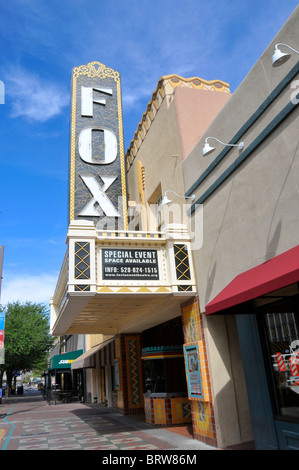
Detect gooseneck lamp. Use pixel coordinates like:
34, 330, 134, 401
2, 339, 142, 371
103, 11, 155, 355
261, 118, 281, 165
202, 137, 244, 156
272, 43, 299, 67
161, 190, 195, 206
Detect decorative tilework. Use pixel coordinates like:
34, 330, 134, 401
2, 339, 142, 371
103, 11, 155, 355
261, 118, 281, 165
144, 396, 191, 426
74, 285, 90, 291
181, 297, 217, 446
178, 285, 192, 291
170, 398, 191, 424
75, 242, 90, 279
181, 301, 200, 343
173, 244, 191, 280
126, 337, 142, 407
121, 335, 143, 412
191, 400, 215, 442
153, 398, 166, 425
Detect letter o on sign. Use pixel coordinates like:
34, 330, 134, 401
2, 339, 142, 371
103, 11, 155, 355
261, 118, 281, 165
78, 127, 117, 165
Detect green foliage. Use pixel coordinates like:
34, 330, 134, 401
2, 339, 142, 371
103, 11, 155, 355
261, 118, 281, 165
1, 301, 55, 373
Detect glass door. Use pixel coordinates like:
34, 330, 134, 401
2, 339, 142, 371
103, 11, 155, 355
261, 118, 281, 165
259, 295, 299, 448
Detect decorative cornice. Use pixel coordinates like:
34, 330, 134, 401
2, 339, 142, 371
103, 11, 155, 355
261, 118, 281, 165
72, 61, 120, 81
125, 75, 230, 171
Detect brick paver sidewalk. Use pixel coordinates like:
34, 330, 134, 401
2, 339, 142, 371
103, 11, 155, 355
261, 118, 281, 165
0, 390, 214, 451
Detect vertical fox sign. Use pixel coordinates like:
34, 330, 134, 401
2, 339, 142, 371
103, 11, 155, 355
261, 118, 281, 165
69, 62, 127, 230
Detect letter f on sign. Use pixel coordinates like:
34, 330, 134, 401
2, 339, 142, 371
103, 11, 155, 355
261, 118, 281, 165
79, 175, 120, 217
81, 86, 113, 117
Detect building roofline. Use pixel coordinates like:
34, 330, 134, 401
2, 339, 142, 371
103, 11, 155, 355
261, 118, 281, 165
125, 74, 230, 171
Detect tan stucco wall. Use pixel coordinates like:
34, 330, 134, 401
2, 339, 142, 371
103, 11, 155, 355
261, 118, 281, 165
183, 5, 299, 312
86, 334, 113, 349
126, 82, 230, 231
126, 93, 186, 230
174, 87, 231, 159
182, 6, 299, 448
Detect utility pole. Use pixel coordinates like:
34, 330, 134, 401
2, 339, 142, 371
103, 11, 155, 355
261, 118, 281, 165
0, 246, 4, 300
0, 246, 4, 402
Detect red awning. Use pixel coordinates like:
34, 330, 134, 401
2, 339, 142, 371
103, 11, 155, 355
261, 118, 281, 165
205, 245, 299, 315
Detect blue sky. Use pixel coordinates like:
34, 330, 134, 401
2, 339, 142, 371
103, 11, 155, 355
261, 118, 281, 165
0, 0, 298, 307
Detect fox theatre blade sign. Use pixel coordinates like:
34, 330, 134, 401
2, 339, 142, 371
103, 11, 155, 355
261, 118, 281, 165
69, 62, 127, 230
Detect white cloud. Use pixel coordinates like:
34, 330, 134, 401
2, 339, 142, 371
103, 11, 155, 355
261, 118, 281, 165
1, 273, 58, 307
5, 68, 69, 122
122, 81, 155, 109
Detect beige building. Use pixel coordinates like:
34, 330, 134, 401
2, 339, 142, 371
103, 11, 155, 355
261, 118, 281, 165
182, 6, 299, 449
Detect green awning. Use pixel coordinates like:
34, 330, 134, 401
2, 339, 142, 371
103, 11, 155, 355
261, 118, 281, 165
49, 350, 83, 370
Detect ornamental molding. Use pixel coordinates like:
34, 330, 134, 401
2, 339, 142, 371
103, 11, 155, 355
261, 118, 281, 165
72, 61, 120, 81
126, 74, 230, 171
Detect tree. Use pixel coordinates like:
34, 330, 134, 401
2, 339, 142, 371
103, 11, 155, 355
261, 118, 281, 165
0, 301, 55, 395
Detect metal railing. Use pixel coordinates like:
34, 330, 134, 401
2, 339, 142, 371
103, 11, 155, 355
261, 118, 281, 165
42, 388, 82, 405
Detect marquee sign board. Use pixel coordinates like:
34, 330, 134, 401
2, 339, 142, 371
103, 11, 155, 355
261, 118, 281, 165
102, 249, 159, 280
69, 62, 127, 230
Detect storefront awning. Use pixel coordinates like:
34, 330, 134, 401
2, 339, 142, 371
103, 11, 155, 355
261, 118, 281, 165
205, 245, 299, 315
49, 350, 83, 370
71, 337, 115, 369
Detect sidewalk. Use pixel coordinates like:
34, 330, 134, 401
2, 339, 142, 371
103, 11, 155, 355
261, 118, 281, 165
0, 390, 251, 452
0, 390, 214, 451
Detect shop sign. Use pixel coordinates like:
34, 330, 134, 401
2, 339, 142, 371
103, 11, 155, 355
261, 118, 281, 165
0, 312, 5, 330
69, 62, 127, 230
58, 359, 73, 365
49, 350, 83, 370
102, 249, 159, 280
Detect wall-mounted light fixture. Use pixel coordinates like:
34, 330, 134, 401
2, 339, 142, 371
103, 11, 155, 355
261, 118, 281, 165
272, 43, 299, 67
202, 137, 244, 156
161, 190, 195, 206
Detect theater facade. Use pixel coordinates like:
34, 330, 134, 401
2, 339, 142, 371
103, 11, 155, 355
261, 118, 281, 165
50, 61, 206, 432
51, 6, 299, 450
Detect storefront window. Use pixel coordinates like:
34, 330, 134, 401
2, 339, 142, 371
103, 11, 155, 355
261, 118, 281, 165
145, 359, 166, 393
144, 357, 187, 394
261, 297, 299, 419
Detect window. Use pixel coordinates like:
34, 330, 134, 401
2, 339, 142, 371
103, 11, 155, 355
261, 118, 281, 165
260, 296, 299, 419
144, 357, 187, 393
148, 184, 164, 232
155, 194, 163, 231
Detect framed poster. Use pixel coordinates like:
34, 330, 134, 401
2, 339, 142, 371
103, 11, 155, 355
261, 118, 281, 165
113, 360, 120, 390
184, 345, 203, 398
